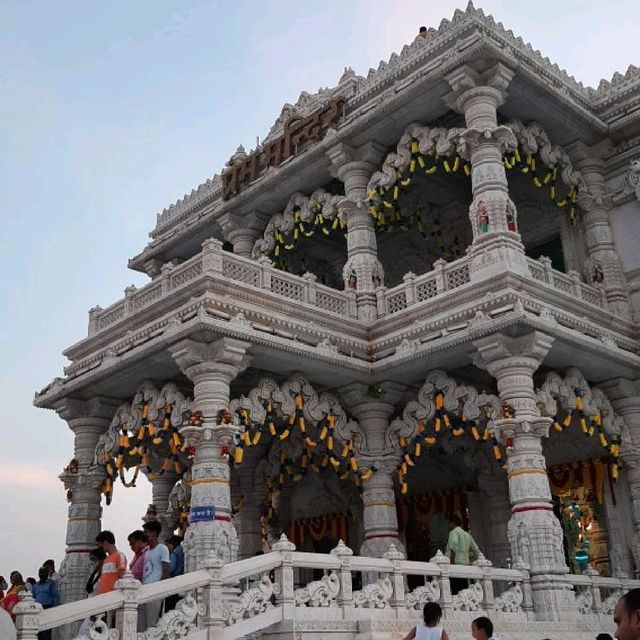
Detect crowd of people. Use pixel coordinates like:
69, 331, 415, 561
2, 518, 640, 639
0, 523, 185, 636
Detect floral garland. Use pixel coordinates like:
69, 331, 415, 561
368, 138, 579, 234
503, 148, 579, 224
270, 203, 346, 267
232, 392, 373, 544
550, 389, 620, 481
396, 391, 504, 495
100, 402, 193, 504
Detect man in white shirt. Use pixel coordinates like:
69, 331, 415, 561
140, 520, 170, 630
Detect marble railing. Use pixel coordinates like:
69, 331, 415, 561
525, 256, 609, 310
378, 256, 471, 316
87, 243, 610, 340
568, 569, 638, 618
88, 240, 357, 336
17, 535, 624, 640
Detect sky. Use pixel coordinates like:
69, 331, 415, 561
1, 0, 638, 580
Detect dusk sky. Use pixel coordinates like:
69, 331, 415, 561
1, 0, 638, 579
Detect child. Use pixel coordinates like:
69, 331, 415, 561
402, 602, 449, 640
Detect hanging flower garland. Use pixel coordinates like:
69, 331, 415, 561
396, 391, 504, 495
550, 389, 620, 481
232, 393, 373, 483
367, 140, 469, 229
101, 401, 192, 504
232, 392, 374, 545
503, 148, 579, 224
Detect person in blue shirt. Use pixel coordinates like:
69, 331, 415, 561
32, 566, 59, 640
163, 535, 185, 612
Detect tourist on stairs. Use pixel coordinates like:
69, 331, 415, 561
77, 547, 107, 638
445, 515, 481, 595
33, 566, 59, 640
471, 616, 498, 640
127, 530, 149, 583
140, 520, 170, 630
614, 589, 640, 640
0, 571, 26, 620
401, 602, 449, 640
163, 535, 184, 613
95, 530, 127, 594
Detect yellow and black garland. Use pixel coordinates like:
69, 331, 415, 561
232, 393, 374, 543
551, 389, 620, 481
503, 148, 579, 224
396, 391, 503, 495
270, 204, 346, 268
101, 402, 191, 504
368, 139, 579, 234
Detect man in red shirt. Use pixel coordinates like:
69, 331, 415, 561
96, 530, 127, 594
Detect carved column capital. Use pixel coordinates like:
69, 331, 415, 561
444, 63, 515, 123
169, 336, 251, 377
474, 331, 554, 375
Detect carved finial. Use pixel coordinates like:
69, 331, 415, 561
331, 539, 354, 557
473, 553, 492, 568
383, 543, 405, 561
466, 1, 476, 12
430, 549, 450, 564
272, 533, 296, 552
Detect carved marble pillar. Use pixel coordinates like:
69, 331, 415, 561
328, 142, 385, 321
169, 337, 251, 570
227, 228, 263, 259
340, 382, 405, 557
569, 142, 631, 318
55, 397, 118, 604
600, 378, 640, 573
146, 472, 179, 536
477, 471, 512, 568
444, 63, 528, 281
474, 332, 577, 620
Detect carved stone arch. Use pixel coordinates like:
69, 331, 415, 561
507, 120, 584, 191
229, 372, 359, 481
388, 369, 501, 453
536, 368, 622, 437
93, 380, 194, 471
367, 123, 466, 194
155, 382, 193, 428
92, 403, 132, 464
252, 188, 343, 259
131, 379, 162, 423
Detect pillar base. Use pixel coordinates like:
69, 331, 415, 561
530, 574, 578, 621
469, 234, 529, 282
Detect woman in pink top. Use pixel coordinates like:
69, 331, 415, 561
127, 530, 149, 582
402, 602, 449, 640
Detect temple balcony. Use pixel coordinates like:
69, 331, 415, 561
15, 538, 638, 640
34, 239, 639, 409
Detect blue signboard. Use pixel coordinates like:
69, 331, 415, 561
189, 506, 215, 522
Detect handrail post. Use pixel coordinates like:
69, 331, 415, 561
474, 554, 496, 617
376, 287, 386, 318
272, 533, 296, 619
202, 238, 224, 275
515, 562, 534, 619
403, 272, 416, 307
568, 269, 583, 299
434, 259, 447, 293
115, 571, 141, 640
14, 591, 42, 640
538, 256, 553, 284
203, 552, 226, 636
332, 539, 354, 616
431, 550, 453, 618
586, 565, 602, 618
258, 256, 272, 290
303, 272, 318, 305
384, 544, 406, 615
